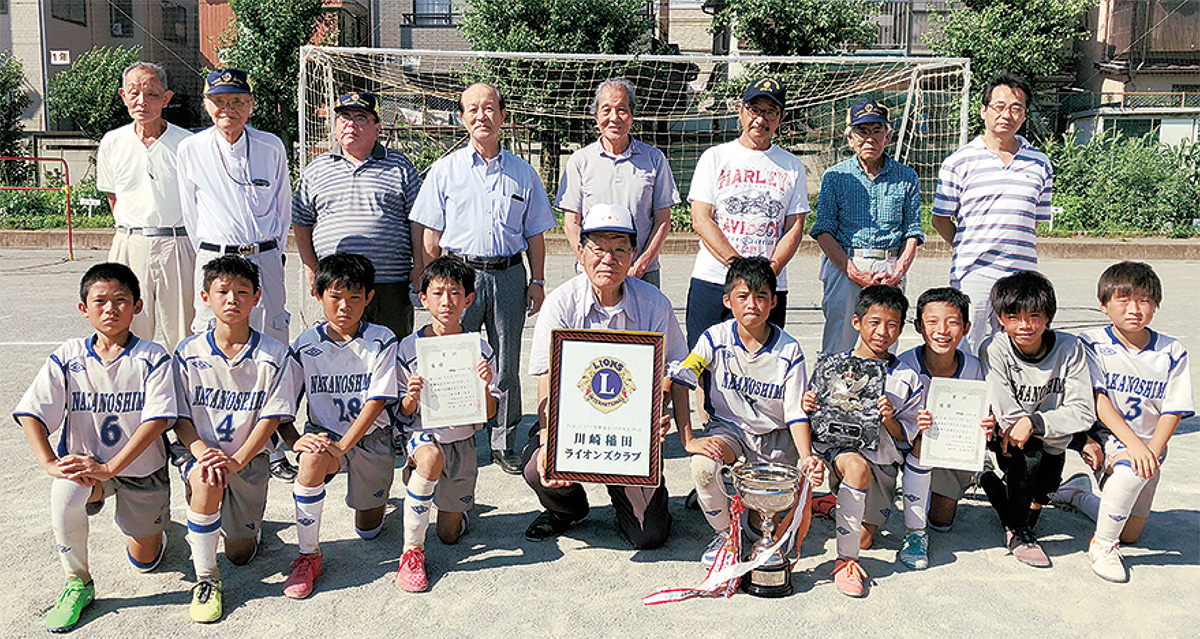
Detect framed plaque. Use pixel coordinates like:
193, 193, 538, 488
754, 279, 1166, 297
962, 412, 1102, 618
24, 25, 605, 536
809, 352, 886, 451
545, 329, 664, 486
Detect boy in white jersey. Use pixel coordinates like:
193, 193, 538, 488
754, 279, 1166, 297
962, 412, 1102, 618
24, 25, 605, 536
16, 263, 177, 633
675, 257, 823, 569
1065, 262, 1192, 582
801, 285, 927, 597
894, 287, 995, 569
174, 256, 294, 623
280, 253, 398, 599
394, 256, 500, 592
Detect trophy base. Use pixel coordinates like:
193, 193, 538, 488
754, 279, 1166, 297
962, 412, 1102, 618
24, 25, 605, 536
740, 565, 793, 598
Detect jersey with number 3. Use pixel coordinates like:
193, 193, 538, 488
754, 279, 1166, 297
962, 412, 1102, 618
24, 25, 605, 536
1080, 326, 1194, 442
290, 322, 398, 437
174, 330, 294, 455
13, 336, 176, 478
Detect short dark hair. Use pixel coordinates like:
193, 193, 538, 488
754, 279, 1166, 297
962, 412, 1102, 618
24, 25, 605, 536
80, 262, 140, 303
202, 255, 260, 292
579, 230, 637, 254
915, 287, 971, 326
1097, 261, 1162, 305
983, 72, 1032, 107
724, 256, 776, 295
855, 284, 908, 319
420, 255, 475, 295
991, 270, 1056, 322
315, 252, 375, 295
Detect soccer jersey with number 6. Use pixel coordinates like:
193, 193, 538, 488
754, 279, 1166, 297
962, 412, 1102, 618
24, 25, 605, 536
174, 330, 294, 455
14, 336, 176, 478
1080, 326, 1194, 442
290, 322, 398, 436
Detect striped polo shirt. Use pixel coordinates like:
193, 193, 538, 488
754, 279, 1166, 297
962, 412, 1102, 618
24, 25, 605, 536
292, 143, 421, 283
932, 135, 1053, 283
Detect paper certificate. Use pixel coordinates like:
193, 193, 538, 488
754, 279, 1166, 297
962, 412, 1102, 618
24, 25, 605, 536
415, 333, 487, 429
920, 378, 989, 472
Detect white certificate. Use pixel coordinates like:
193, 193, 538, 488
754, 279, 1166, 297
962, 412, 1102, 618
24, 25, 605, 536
415, 333, 487, 429
920, 378, 989, 472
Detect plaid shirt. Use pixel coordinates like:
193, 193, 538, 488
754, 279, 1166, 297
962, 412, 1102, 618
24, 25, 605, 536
810, 154, 923, 252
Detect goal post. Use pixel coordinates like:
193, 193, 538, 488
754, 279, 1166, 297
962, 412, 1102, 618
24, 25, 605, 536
299, 46, 970, 206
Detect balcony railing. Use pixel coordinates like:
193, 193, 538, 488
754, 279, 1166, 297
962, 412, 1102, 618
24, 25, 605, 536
1098, 92, 1200, 109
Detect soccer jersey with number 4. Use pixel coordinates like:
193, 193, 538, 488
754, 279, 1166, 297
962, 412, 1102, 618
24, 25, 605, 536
1080, 326, 1194, 442
14, 336, 176, 478
290, 322, 398, 437
174, 330, 294, 455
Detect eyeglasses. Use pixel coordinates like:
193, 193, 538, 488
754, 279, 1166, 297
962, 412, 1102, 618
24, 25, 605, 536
986, 102, 1027, 117
584, 242, 631, 261
851, 126, 889, 140
207, 96, 252, 110
743, 105, 782, 121
336, 111, 374, 126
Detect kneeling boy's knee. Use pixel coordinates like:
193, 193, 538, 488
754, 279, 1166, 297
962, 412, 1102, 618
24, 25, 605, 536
690, 454, 721, 488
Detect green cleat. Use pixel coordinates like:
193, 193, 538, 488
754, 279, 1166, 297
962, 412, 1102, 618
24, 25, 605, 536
45, 578, 94, 633
188, 579, 223, 623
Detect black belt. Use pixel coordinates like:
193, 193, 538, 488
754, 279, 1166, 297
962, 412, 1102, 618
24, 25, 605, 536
199, 240, 278, 255
449, 252, 522, 272
117, 226, 188, 237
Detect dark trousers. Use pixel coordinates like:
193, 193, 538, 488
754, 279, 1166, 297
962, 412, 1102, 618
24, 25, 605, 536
521, 428, 672, 549
985, 437, 1066, 531
685, 277, 787, 350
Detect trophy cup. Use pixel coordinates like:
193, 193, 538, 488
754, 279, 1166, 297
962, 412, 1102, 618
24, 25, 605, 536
724, 461, 802, 598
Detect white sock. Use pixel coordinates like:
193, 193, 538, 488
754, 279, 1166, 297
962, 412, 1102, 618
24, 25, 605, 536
1095, 464, 1148, 542
355, 520, 384, 540
403, 474, 438, 550
903, 453, 932, 532
293, 482, 326, 555
187, 509, 222, 581
690, 455, 730, 533
50, 479, 91, 581
836, 484, 867, 559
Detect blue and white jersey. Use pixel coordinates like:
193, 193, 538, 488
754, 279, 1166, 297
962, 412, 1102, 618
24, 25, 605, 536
174, 330, 294, 455
396, 327, 500, 444
289, 321, 398, 437
13, 335, 176, 478
673, 319, 807, 437
1080, 326, 1194, 442
896, 345, 986, 390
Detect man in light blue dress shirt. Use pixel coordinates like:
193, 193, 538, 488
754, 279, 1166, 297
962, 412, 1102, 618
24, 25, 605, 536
410, 83, 556, 474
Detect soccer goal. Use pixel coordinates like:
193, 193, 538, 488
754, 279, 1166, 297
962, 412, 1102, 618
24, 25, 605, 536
298, 46, 970, 205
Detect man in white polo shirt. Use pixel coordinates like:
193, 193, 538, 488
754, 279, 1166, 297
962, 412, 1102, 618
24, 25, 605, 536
931, 72, 1053, 354
97, 61, 194, 350
177, 68, 291, 347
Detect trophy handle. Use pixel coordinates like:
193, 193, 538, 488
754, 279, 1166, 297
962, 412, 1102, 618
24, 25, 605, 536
717, 463, 739, 498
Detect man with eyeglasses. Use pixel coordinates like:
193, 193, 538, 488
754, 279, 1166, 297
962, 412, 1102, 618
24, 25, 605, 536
177, 68, 291, 347
410, 83, 556, 475
293, 92, 421, 340
521, 204, 690, 547
810, 100, 922, 354
685, 77, 809, 349
931, 73, 1053, 354
98, 61, 195, 351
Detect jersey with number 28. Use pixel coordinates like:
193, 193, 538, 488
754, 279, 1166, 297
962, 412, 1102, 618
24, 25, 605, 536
174, 330, 294, 455
1080, 326, 1194, 442
14, 336, 177, 477
289, 322, 398, 437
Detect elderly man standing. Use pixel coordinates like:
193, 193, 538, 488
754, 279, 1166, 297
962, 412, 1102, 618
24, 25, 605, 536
521, 204, 690, 548
293, 92, 421, 339
177, 68, 292, 346
685, 77, 809, 348
556, 77, 680, 288
97, 61, 194, 351
811, 100, 922, 354
410, 83, 555, 475
932, 73, 1052, 354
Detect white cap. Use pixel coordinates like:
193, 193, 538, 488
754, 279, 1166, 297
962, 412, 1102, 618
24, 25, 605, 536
581, 203, 635, 235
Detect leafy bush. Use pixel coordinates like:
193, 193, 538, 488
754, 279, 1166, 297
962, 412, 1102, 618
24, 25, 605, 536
1043, 131, 1200, 237
46, 46, 141, 141
0, 175, 114, 229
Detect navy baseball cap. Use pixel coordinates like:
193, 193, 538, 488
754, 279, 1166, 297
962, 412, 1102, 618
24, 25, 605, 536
334, 92, 379, 119
743, 77, 786, 111
204, 68, 252, 95
848, 100, 889, 127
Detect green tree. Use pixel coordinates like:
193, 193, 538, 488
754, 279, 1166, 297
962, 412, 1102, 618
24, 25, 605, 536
713, 0, 876, 56
218, 0, 326, 153
0, 51, 33, 185
459, 0, 654, 54
46, 46, 141, 141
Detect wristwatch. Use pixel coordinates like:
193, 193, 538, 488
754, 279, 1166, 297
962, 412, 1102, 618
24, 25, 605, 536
529, 278, 545, 287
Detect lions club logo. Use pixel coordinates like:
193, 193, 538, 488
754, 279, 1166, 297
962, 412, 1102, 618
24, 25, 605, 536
578, 356, 636, 414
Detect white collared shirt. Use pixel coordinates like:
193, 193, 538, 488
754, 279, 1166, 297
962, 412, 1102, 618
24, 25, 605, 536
96, 122, 192, 228
176, 126, 291, 246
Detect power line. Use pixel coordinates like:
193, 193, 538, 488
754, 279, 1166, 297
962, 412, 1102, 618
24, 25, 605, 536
104, 0, 205, 77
